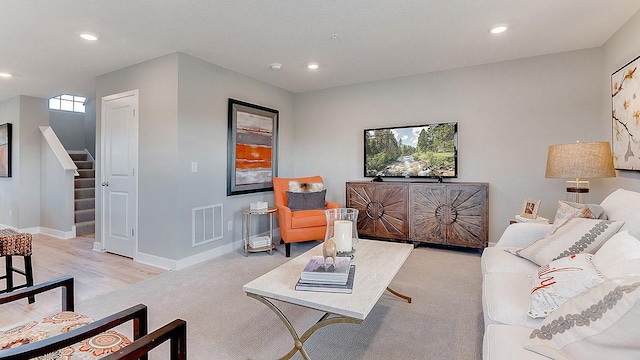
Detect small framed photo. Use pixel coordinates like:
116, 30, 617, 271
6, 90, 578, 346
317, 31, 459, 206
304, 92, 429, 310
520, 198, 541, 219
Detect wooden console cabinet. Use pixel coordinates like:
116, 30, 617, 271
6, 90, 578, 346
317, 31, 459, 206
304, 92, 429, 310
346, 181, 488, 249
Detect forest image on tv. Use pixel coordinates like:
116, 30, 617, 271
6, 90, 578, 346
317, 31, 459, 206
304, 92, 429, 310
365, 123, 457, 178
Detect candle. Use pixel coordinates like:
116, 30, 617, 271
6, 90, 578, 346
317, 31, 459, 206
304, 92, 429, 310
333, 220, 352, 253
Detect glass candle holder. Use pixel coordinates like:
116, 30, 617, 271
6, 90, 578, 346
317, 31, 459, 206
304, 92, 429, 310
324, 208, 359, 257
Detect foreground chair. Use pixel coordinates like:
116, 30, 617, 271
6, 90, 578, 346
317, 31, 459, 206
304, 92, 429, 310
0, 276, 187, 360
273, 175, 341, 257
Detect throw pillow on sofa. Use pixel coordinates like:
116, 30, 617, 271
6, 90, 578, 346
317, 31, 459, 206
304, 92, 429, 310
524, 276, 640, 360
592, 230, 640, 279
511, 218, 624, 266
554, 200, 605, 221
528, 254, 605, 318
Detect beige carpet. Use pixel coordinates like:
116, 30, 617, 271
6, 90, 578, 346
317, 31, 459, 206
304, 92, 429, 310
77, 241, 484, 359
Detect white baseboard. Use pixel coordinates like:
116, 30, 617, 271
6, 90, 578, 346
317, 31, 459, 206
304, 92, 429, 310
39, 226, 76, 239
0, 224, 76, 239
136, 240, 242, 271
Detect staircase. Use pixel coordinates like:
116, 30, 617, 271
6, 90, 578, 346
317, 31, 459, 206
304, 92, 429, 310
70, 152, 95, 236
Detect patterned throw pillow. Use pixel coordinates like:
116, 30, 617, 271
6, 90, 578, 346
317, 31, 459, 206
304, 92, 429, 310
288, 181, 324, 193
524, 277, 640, 360
513, 217, 624, 266
554, 201, 605, 220
528, 254, 605, 318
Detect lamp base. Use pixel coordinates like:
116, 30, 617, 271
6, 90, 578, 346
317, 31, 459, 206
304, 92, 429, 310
566, 180, 589, 203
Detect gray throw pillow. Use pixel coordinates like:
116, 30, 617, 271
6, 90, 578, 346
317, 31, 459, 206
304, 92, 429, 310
287, 190, 327, 211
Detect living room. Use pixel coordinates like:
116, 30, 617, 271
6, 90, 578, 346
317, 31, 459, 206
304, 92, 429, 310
2, 2, 640, 359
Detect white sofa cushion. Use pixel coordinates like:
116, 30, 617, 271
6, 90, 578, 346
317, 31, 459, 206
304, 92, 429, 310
593, 230, 640, 279
483, 324, 543, 360
524, 277, 640, 360
494, 223, 551, 248
481, 247, 539, 276
482, 273, 543, 328
528, 254, 605, 318
512, 218, 623, 266
599, 188, 640, 237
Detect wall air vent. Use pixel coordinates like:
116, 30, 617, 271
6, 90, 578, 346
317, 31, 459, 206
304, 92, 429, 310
192, 204, 223, 247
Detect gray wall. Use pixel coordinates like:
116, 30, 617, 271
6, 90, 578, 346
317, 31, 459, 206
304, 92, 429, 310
95, 52, 294, 261
292, 48, 606, 243
0, 96, 48, 229
49, 110, 86, 151
49, 102, 97, 158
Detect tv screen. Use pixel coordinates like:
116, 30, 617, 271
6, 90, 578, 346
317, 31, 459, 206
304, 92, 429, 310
364, 122, 458, 179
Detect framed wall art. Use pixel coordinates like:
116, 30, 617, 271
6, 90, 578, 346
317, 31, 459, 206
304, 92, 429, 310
612, 54, 640, 171
227, 99, 278, 196
0, 123, 12, 178
520, 198, 540, 219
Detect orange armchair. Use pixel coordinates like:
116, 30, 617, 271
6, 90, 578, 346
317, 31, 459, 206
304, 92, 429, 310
273, 176, 341, 257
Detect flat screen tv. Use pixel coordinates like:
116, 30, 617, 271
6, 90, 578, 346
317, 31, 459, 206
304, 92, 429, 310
364, 122, 458, 179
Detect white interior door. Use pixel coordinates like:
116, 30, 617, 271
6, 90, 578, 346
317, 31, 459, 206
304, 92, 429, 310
101, 90, 138, 258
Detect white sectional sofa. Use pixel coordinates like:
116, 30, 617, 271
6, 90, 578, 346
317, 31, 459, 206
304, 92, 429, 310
481, 189, 640, 360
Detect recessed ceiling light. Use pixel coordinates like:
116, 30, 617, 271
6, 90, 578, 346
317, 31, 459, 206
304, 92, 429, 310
270, 63, 282, 70
80, 33, 98, 41
307, 63, 319, 70
0, 73, 12, 78
490, 25, 507, 34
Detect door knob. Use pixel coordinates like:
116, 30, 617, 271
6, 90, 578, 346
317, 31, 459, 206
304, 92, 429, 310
101, 182, 109, 186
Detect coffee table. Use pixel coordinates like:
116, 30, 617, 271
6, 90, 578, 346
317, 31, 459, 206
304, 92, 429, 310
243, 239, 413, 359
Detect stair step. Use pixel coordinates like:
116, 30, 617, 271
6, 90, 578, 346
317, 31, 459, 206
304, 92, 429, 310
76, 220, 95, 236
75, 198, 95, 211
75, 208, 95, 223
75, 161, 93, 169
74, 178, 95, 189
77, 169, 95, 178
75, 188, 95, 199
69, 153, 88, 161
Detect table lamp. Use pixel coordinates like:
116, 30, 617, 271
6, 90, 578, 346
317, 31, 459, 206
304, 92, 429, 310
545, 141, 616, 203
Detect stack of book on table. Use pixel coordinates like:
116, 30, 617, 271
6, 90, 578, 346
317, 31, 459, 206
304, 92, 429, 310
249, 235, 271, 248
295, 256, 355, 293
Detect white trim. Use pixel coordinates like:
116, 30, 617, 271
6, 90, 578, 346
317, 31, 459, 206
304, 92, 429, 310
39, 226, 76, 239
136, 240, 243, 271
93, 241, 105, 252
0, 224, 76, 239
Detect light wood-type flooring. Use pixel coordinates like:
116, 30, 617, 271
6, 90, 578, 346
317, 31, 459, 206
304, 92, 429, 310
0, 233, 166, 326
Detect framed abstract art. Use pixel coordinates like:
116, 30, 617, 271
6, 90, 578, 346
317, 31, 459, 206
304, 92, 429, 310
227, 99, 278, 196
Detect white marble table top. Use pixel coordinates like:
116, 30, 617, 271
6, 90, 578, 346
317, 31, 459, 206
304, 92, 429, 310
243, 239, 413, 320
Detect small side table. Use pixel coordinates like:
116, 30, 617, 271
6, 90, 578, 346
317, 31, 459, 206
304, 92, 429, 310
242, 207, 277, 256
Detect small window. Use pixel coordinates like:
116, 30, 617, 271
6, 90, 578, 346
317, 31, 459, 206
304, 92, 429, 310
49, 95, 86, 113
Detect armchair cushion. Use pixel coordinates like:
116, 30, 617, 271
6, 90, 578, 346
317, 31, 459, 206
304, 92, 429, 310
0, 312, 131, 359
290, 209, 329, 229
286, 190, 327, 211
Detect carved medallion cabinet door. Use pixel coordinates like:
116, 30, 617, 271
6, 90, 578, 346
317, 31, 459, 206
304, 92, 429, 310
346, 182, 408, 240
408, 183, 488, 248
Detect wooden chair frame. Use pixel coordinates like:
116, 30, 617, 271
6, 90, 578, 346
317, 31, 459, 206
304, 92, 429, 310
0, 276, 187, 360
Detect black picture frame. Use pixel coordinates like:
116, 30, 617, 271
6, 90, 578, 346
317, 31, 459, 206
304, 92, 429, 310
227, 99, 278, 196
612, 54, 640, 171
0, 123, 12, 178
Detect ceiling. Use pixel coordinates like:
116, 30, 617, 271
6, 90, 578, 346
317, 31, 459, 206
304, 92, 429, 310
2, 1, 640, 102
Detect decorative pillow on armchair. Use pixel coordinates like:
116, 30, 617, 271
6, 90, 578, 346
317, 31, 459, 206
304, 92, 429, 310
524, 276, 640, 360
288, 181, 324, 193
286, 190, 327, 211
512, 218, 624, 266
528, 254, 605, 318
